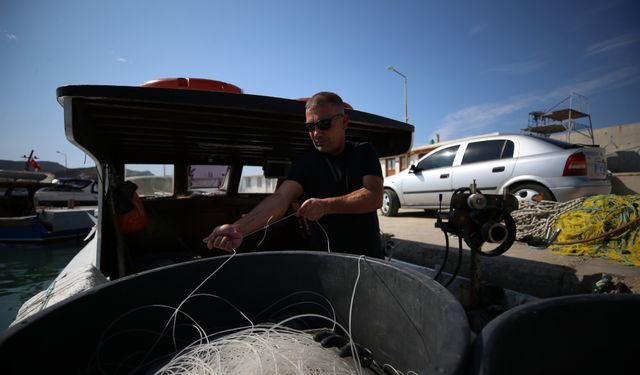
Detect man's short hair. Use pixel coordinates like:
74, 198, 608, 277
305, 92, 345, 113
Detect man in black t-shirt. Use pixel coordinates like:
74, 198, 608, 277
203, 91, 384, 258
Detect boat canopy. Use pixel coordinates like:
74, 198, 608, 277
57, 84, 414, 166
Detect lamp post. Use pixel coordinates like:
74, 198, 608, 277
387, 65, 408, 124
56, 150, 67, 168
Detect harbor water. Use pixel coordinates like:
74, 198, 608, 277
0, 238, 85, 331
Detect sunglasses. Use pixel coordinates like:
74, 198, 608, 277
304, 114, 344, 132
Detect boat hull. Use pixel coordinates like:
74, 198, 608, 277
0, 207, 96, 241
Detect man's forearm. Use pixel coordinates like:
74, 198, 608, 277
232, 180, 303, 236
233, 194, 290, 237
323, 187, 382, 215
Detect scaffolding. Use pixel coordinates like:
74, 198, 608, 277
522, 92, 595, 145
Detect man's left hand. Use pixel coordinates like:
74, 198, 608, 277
296, 198, 327, 221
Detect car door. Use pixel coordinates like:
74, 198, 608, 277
452, 139, 516, 194
401, 145, 460, 207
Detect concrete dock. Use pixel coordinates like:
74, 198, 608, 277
378, 209, 640, 298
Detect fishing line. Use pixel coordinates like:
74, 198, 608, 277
99, 255, 407, 375
363, 257, 431, 362
150, 254, 369, 374
348, 256, 366, 375
252, 290, 338, 331
169, 249, 242, 335
132, 210, 321, 371
157, 322, 345, 374
99, 212, 416, 374
162, 212, 301, 349
381, 363, 419, 375
244, 213, 296, 240
155, 321, 365, 375
94, 304, 210, 375
243, 211, 331, 254
256, 215, 274, 247
316, 218, 331, 252
37, 278, 58, 312
126, 249, 241, 373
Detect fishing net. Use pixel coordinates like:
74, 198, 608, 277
153, 324, 368, 375
550, 195, 640, 265
513, 195, 640, 266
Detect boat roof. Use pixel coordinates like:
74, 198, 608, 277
0, 170, 54, 189
57, 85, 414, 166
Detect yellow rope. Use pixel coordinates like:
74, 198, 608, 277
550, 195, 640, 266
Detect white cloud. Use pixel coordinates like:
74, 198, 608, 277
2, 30, 17, 40
484, 60, 548, 75
545, 66, 639, 99
434, 96, 536, 141
116, 57, 127, 63
468, 24, 486, 37
585, 32, 640, 57
434, 66, 639, 141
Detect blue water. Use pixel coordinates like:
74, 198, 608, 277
0, 239, 85, 331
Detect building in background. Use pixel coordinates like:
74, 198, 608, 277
238, 174, 278, 194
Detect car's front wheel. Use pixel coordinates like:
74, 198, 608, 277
381, 189, 400, 217
510, 183, 555, 205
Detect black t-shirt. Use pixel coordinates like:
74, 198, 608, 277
287, 141, 383, 258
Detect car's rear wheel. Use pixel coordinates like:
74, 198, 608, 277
510, 183, 555, 205
381, 189, 400, 217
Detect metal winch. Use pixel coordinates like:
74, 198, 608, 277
434, 180, 519, 306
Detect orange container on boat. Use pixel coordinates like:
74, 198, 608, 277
117, 192, 149, 233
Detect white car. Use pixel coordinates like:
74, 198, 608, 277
381, 133, 611, 216
34, 178, 98, 207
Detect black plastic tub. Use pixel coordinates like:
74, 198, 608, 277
0, 251, 469, 374
470, 293, 640, 375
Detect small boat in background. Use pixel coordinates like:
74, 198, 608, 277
0, 206, 96, 241
33, 177, 98, 207
0, 170, 97, 241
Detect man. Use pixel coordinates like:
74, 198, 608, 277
203, 91, 384, 258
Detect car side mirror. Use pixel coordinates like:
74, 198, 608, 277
409, 164, 421, 174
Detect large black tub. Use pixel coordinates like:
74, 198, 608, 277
470, 293, 640, 375
0, 251, 469, 374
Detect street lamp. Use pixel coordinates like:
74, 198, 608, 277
387, 65, 408, 124
56, 150, 67, 168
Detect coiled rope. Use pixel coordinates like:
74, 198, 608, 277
511, 198, 586, 240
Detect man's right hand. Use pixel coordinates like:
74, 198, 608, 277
202, 224, 243, 252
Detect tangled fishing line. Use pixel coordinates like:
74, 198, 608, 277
153, 324, 368, 375
150, 242, 367, 375
95, 214, 417, 375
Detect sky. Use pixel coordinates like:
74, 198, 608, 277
1, 0, 639, 169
